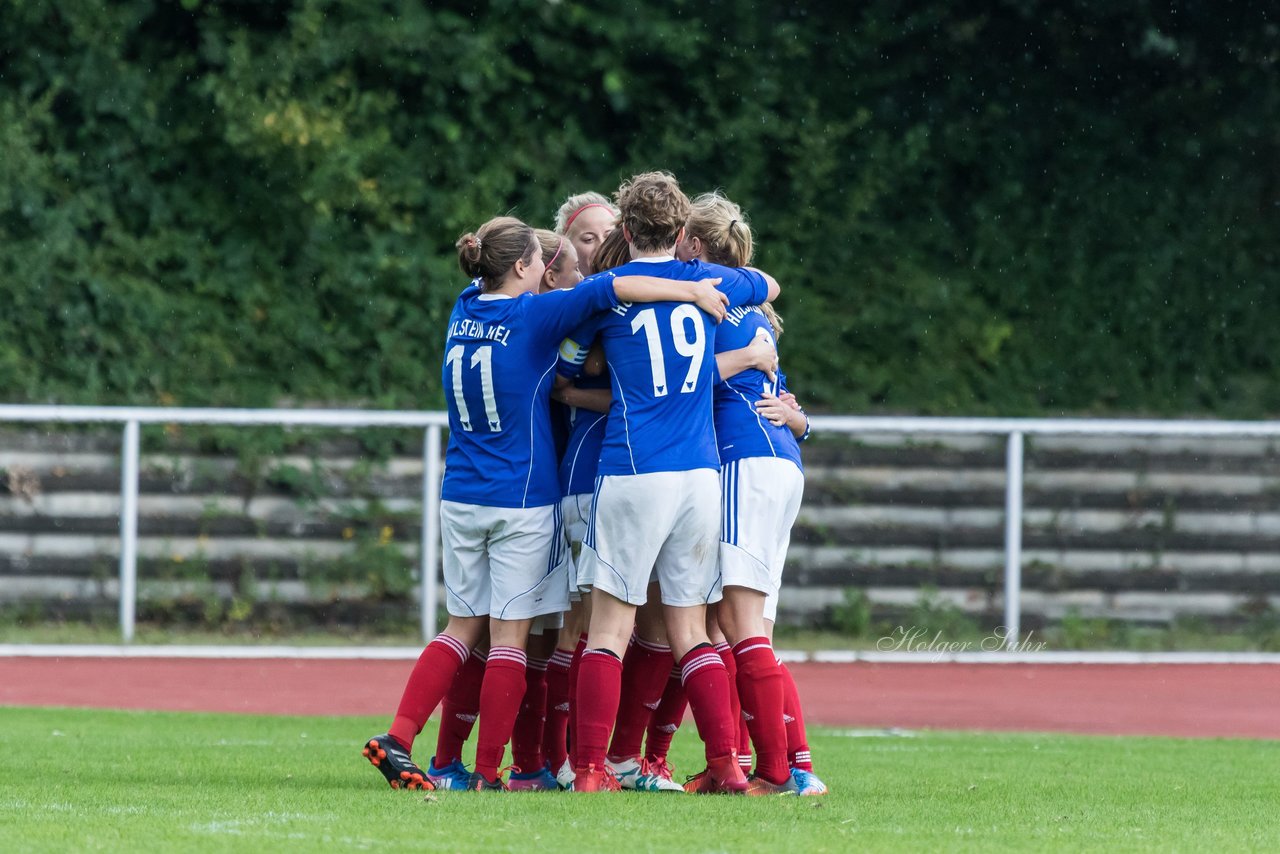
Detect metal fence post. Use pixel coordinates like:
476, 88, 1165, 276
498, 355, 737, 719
420, 424, 443, 642
119, 420, 140, 643
1003, 430, 1025, 647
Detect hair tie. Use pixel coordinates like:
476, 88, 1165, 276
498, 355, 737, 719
473, 236, 482, 250
564, 203, 611, 233
547, 237, 565, 273
728, 219, 738, 231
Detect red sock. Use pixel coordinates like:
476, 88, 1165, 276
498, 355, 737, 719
644, 666, 687, 762
510, 656, 548, 772
780, 660, 813, 771
573, 648, 623, 770
566, 633, 588, 766
734, 637, 788, 785
543, 647, 573, 771
714, 642, 743, 755
608, 636, 673, 761
388, 634, 470, 752
432, 647, 486, 766
739, 713, 753, 770
473, 646, 528, 782
680, 645, 736, 760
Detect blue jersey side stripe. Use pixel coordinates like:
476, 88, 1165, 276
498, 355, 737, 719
522, 362, 556, 507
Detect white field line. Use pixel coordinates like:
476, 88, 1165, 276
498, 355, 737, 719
1, 644, 1279, 664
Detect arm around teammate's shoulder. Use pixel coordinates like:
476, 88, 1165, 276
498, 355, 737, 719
612, 275, 728, 321
746, 267, 781, 303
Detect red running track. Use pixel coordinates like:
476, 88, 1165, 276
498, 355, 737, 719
1, 658, 1276, 739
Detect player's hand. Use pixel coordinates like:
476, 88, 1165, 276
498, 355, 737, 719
779, 391, 801, 411
744, 329, 778, 381
691, 278, 729, 321
754, 391, 792, 427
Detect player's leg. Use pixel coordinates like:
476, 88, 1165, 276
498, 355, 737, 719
642, 663, 687, 780
721, 456, 818, 794
544, 607, 580, 784
546, 492, 591, 785
656, 469, 747, 794
719, 586, 789, 790
766, 616, 827, 795
705, 605, 749, 775
470, 503, 571, 789
572, 590, 638, 791
606, 587, 679, 790
508, 623, 560, 790
427, 633, 489, 789
570, 474, 671, 792
564, 595, 591, 775
663, 602, 745, 794
364, 501, 489, 790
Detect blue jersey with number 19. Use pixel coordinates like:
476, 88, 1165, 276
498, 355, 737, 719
559, 258, 769, 475
441, 275, 620, 508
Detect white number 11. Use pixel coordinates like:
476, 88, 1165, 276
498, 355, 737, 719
446, 343, 502, 432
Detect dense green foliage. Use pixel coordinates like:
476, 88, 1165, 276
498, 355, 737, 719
2, 707, 1277, 851
2, 1, 1276, 414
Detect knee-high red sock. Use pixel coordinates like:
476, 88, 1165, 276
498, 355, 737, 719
779, 660, 812, 771
608, 636, 673, 761
739, 712, 753, 770
714, 642, 743, 761
388, 634, 470, 752
432, 647, 486, 766
573, 648, 623, 770
543, 647, 573, 771
566, 633, 588, 766
473, 646, 528, 782
734, 637, 788, 785
644, 666, 687, 762
510, 656, 548, 772
680, 645, 736, 760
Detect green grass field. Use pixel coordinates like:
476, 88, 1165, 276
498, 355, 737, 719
1, 707, 1276, 853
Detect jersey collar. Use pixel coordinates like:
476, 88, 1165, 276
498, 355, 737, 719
630, 255, 676, 263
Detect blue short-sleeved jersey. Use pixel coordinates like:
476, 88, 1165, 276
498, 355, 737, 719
441, 275, 619, 508
713, 305, 803, 470
559, 258, 769, 476
557, 370, 611, 496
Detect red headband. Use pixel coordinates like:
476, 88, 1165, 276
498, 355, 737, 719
547, 236, 566, 273
564, 203, 612, 232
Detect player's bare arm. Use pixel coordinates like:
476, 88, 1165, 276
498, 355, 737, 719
716, 328, 778, 381
612, 275, 729, 321
552, 382, 612, 414
755, 391, 808, 438
744, 267, 781, 302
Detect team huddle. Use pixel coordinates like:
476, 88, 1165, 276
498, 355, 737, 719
362, 171, 826, 795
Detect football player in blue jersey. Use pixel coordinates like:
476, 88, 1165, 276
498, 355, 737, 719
562, 172, 780, 794
364, 214, 730, 793
675, 192, 826, 796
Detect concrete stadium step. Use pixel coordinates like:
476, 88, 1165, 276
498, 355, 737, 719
5, 427, 1280, 628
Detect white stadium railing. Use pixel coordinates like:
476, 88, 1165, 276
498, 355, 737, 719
3, 404, 1280, 650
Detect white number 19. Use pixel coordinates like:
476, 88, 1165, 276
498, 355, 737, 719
629, 305, 706, 397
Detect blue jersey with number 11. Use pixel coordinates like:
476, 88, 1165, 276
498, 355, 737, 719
441, 275, 619, 508
559, 258, 769, 475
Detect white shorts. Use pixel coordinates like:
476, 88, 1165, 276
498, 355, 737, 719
720, 457, 804, 620
561, 493, 593, 598
577, 469, 721, 608
531, 611, 565, 633
440, 500, 572, 620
